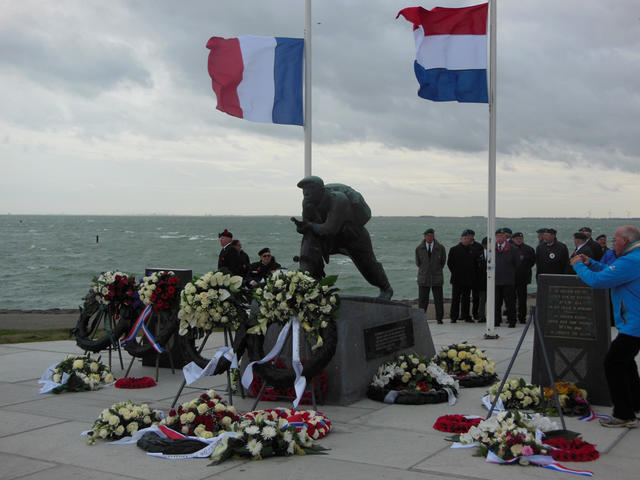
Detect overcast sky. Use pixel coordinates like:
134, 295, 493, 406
1, 0, 639, 217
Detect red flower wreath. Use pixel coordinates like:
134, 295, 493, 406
114, 377, 157, 389
433, 414, 483, 433
248, 359, 329, 405
543, 437, 600, 462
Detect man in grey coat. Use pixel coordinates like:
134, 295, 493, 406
416, 228, 447, 324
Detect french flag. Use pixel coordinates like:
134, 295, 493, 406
206, 35, 304, 126
397, 3, 488, 103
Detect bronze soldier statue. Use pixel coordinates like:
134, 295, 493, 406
290, 176, 393, 300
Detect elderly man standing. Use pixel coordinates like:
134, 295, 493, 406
571, 226, 640, 428
415, 228, 447, 324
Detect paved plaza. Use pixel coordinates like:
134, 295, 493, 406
1, 317, 639, 480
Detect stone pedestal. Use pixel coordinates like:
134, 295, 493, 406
254, 296, 435, 405
324, 296, 435, 405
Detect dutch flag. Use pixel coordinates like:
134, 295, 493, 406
206, 35, 304, 126
398, 3, 488, 103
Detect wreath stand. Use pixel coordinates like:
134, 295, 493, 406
123, 311, 176, 382
486, 305, 566, 429
103, 312, 125, 371
76, 305, 126, 370
248, 326, 321, 411
170, 326, 243, 408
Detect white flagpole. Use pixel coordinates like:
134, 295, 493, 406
485, 0, 498, 338
304, 0, 312, 176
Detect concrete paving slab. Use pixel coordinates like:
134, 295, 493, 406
0, 452, 56, 480
17, 464, 143, 480
317, 422, 439, 469
0, 409, 68, 437
0, 420, 235, 480
0, 345, 29, 356
0, 350, 77, 382
210, 455, 448, 480
0, 381, 44, 407
413, 443, 579, 480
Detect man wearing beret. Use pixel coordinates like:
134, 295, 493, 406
415, 228, 447, 324
495, 228, 520, 327
247, 247, 282, 287
511, 232, 536, 324
579, 226, 604, 262
217, 229, 242, 276
447, 230, 478, 323
291, 176, 393, 299
536, 228, 570, 277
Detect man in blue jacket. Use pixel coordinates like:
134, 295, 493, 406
571, 225, 640, 428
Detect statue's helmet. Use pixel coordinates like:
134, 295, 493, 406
296, 175, 324, 189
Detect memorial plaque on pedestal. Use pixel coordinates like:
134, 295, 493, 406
141, 268, 192, 369
532, 274, 611, 406
250, 296, 435, 405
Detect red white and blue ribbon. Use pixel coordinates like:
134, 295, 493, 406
578, 408, 611, 422
542, 463, 594, 477
486, 450, 593, 477
120, 305, 163, 353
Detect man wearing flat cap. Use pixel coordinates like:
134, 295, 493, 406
536, 228, 570, 277
579, 226, 603, 261
291, 176, 393, 299
217, 229, 242, 276
415, 228, 447, 323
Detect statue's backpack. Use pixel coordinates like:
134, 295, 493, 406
325, 183, 372, 226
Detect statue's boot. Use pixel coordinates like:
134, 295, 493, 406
378, 286, 394, 300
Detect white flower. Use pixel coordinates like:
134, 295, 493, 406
261, 426, 277, 440
246, 438, 263, 457
245, 425, 260, 436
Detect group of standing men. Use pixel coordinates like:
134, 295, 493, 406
416, 225, 610, 327
217, 229, 282, 287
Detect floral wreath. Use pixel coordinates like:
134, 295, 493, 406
433, 342, 498, 387
39, 354, 115, 394
138, 270, 181, 312
122, 271, 181, 357
433, 415, 482, 433
114, 377, 157, 389
178, 271, 248, 335
90, 271, 138, 312
86, 400, 163, 444
243, 271, 339, 391
367, 352, 459, 404
161, 389, 239, 438
541, 381, 590, 417
248, 271, 339, 350
247, 359, 329, 405
484, 378, 542, 411
209, 408, 328, 464
241, 408, 332, 440
451, 410, 599, 467
73, 271, 140, 353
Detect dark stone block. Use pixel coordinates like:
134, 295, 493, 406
532, 274, 611, 406
250, 296, 435, 405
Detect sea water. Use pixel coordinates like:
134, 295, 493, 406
0, 214, 631, 310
